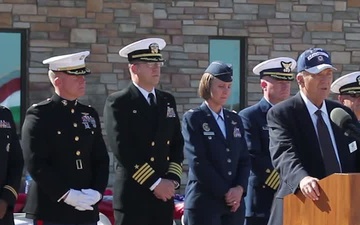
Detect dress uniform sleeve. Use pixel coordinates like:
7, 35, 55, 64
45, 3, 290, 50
1, 109, 24, 206
163, 96, 184, 185
104, 95, 160, 190
234, 119, 251, 194
22, 106, 71, 201
239, 112, 280, 190
267, 107, 308, 194
89, 110, 109, 194
182, 112, 230, 198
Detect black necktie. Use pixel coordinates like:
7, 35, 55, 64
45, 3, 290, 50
148, 93, 156, 107
315, 110, 341, 175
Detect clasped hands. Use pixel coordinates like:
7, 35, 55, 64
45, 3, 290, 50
153, 179, 176, 202
64, 188, 102, 211
225, 186, 243, 213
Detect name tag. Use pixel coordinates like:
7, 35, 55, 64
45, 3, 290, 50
203, 131, 215, 136
349, 141, 357, 153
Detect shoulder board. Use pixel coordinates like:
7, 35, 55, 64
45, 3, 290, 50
31, 98, 52, 108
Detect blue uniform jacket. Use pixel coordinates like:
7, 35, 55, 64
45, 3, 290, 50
239, 98, 278, 218
182, 103, 250, 213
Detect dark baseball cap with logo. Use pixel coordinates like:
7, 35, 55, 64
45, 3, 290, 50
297, 48, 336, 74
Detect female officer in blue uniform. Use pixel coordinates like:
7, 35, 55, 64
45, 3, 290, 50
182, 61, 250, 225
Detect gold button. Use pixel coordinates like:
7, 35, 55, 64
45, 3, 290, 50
167, 156, 169, 161
167, 140, 170, 145
151, 141, 155, 146
91, 131, 94, 134
76, 151, 81, 156
150, 157, 155, 161
266, 169, 271, 173
71, 109, 75, 113
57, 131, 61, 134
226, 148, 230, 152
7, 135, 9, 139
73, 123, 77, 127
75, 136, 79, 141
227, 159, 232, 163
228, 171, 232, 176
263, 185, 266, 188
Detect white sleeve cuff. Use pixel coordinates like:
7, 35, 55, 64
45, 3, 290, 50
150, 178, 162, 191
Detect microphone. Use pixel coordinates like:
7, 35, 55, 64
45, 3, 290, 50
330, 107, 360, 142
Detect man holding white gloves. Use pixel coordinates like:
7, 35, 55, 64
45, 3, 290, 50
22, 51, 109, 225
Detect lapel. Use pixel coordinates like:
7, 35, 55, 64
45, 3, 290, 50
293, 93, 325, 168
128, 83, 155, 120
326, 100, 348, 170
154, 89, 167, 128
199, 103, 227, 144
224, 110, 236, 143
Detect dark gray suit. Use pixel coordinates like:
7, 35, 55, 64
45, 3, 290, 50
266, 93, 360, 225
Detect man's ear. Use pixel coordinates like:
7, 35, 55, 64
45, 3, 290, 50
53, 76, 61, 87
129, 64, 137, 74
338, 95, 345, 104
296, 73, 304, 87
260, 79, 267, 90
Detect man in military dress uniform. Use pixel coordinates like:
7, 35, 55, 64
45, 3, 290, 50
21, 51, 110, 225
104, 38, 184, 225
238, 57, 296, 225
331, 71, 360, 121
0, 106, 24, 225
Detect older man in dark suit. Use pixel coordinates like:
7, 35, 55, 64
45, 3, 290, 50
267, 48, 360, 225
239, 57, 296, 225
104, 38, 184, 225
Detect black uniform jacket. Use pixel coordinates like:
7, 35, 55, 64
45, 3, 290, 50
21, 94, 109, 224
0, 106, 24, 225
104, 83, 184, 210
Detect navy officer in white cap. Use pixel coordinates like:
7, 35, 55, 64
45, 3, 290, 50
238, 57, 296, 225
182, 61, 250, 225
104, 38, 184, 225
21, 51, 110, 225
331, 71, 360, 121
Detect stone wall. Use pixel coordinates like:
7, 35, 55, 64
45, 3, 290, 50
2, 0, 360, 190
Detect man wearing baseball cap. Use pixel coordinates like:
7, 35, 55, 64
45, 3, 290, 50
266, 48, 360, 225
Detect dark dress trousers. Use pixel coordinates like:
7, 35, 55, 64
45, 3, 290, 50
266, 93, 360, 225
0, 106, 24, 225
182, 103, 250, 225
239, 98, 278, 225
104, 83, 184, 225
21, 94, 110, 224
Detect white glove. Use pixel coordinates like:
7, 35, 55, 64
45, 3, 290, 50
75, 201, 94, 211
64, 189, 95, 207
81, 189, 102, 204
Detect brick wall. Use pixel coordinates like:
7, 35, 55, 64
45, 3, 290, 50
2, 0, 360, 190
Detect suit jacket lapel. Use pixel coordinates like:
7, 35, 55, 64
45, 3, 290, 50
155, 89, 167, 128
293, 93, 325, 172
199, 103, 227, 143
129, 83, 153, 120
326, 101, 348, 171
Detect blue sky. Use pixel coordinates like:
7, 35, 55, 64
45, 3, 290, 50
0, 32, 21, 77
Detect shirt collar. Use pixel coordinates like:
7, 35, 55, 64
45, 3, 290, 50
300, 90, 328, 116
204, 101, 224, 119
133, 82, 156, 101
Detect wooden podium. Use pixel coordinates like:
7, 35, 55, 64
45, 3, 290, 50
283, 173, 360, 225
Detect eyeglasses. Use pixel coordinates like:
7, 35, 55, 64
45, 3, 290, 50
346, 94, 360, 98
134, 62, 164, 68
